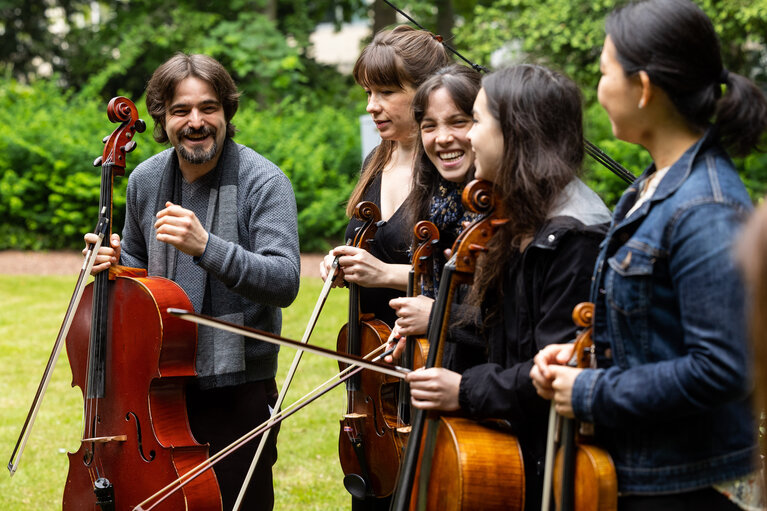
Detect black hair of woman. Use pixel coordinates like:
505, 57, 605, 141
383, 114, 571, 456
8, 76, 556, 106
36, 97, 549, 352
606, 0, 767, 157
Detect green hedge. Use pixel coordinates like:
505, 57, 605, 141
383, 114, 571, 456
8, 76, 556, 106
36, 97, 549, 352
0, 78, 363, 252
1, 77, 765, 253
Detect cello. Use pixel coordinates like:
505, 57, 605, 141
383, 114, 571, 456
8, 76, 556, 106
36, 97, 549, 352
390, 179, 525, 511
337, 201, 402, 500
63, 97, 221, 510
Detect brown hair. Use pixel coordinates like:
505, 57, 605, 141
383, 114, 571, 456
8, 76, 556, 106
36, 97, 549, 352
407, 64, 482, 228
735, 202, 767, 481
145, 53, 241, 144
471, 65, 584, 312
345, 25, 450, 217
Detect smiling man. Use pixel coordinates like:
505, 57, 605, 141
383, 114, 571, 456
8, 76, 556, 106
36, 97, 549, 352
84, 53, 300, 510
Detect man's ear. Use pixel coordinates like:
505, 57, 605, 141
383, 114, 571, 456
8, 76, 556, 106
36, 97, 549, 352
637, 70, 653, 109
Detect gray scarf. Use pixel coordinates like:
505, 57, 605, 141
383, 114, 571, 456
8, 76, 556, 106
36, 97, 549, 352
147, 139, 246, 380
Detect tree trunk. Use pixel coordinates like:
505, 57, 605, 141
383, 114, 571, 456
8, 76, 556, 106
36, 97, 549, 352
372, 0, 397, 35
435, 0, 454, 43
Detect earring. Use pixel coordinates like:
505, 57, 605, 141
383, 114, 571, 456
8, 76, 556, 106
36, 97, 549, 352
637, 98, 646, 109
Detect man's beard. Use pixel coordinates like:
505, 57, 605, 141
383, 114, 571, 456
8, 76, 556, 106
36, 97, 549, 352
175, 126, 219, 164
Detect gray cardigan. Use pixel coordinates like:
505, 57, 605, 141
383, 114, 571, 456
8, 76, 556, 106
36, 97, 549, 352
120, 139, 300, 388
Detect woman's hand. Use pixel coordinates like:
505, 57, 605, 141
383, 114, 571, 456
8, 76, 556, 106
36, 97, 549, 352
319, 250, 346, 288
546, 366, 582, 418
530, 343, 575, 399
406, 367, 462, 411
384, 329, 407, 363
389, 295, 434, 337
83, 232, 121, 275
331, 245, 407, 290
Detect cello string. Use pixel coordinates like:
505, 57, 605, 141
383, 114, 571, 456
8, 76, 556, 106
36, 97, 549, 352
135, 344, 389, 511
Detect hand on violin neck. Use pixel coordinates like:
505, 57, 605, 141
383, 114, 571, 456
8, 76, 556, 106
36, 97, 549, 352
320, 251, 346, 287
406, 367, 462, 412
84, 232, 121, 275
154, 201, 209, 257
389, 295, 434, 337
548, 365, 580, 419
331, 245, 408, 291
530, 342, 575, 400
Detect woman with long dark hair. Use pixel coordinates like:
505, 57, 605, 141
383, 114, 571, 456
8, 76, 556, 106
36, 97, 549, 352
532, 1, 767, 509
386, 64, 483, 360
402, 64, 611, 511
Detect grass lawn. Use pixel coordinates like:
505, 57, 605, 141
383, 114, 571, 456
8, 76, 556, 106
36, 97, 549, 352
0, 274, 352, 509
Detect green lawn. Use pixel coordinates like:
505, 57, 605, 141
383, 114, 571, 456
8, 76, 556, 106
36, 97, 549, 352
0, 274, 352, 509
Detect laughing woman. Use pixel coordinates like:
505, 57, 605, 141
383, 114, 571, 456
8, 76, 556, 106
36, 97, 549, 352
532, 0, 767, 509
402, 64, 612, 511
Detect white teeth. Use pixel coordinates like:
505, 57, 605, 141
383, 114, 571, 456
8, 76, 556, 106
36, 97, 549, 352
439, 151, 463, 161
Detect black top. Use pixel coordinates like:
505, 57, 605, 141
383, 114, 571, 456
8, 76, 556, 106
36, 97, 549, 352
457, 215, 607, 511
344, 169, 411, 327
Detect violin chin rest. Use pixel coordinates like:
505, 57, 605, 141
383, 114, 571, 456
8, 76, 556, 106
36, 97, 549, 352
343, 473, 368, 500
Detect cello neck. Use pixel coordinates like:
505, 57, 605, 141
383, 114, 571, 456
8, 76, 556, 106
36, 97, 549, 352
86, 160, 115, 400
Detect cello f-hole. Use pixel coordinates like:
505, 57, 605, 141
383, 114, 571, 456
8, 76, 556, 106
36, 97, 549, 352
126, 412, 156, 462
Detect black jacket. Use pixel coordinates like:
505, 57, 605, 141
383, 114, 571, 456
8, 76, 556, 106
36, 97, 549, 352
458, 214, 607, 511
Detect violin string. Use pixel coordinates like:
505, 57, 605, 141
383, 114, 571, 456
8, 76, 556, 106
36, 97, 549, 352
135, 345, 388, 510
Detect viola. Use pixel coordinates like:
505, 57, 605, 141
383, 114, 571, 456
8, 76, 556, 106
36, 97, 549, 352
390, 179, 525, 511
550, 302, 617, 511
337, 201, 402, 500
62, 97, 221, 510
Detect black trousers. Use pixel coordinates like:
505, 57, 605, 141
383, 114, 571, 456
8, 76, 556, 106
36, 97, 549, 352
187, 379, 279, 511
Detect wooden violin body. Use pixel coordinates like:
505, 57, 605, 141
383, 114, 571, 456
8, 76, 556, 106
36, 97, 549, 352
337, 201, 403, 500
337, 315, 400, 498
64, 271, 221, 510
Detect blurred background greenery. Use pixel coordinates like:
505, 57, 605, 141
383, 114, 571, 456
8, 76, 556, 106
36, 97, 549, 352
1, 0, 766, 253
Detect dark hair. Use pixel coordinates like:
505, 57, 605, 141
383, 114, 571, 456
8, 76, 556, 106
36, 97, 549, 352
407, 64, 482, 228
346, 25, 451, 217
472, 65, 584, 310
145, 53, 241, 144
606, 0, 767, 157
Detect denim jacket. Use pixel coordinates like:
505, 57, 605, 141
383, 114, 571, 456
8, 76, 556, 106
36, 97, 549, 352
571, 129, 758, 494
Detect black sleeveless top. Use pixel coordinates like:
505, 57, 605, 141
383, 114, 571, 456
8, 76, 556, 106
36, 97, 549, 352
344, 170, 411, 327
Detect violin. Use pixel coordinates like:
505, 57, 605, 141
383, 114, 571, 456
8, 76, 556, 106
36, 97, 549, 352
62, 97, 221, 510
397, 220, 438, 428
337, 201, 402, 500
549, 302, 617, 511
390, 179, 525, 511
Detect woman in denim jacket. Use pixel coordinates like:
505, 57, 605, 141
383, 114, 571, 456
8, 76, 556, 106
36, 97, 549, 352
531, 0, 767, 509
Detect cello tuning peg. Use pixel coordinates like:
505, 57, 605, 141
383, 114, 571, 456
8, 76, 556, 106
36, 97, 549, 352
102, 135, 109, 144
123, 141, 137, 153
134, 119, 147, 133
93, 156, 103, 167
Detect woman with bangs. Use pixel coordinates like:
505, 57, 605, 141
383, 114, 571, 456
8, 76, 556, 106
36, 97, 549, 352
319, 25, 450, 511
320, 25, 450, 328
